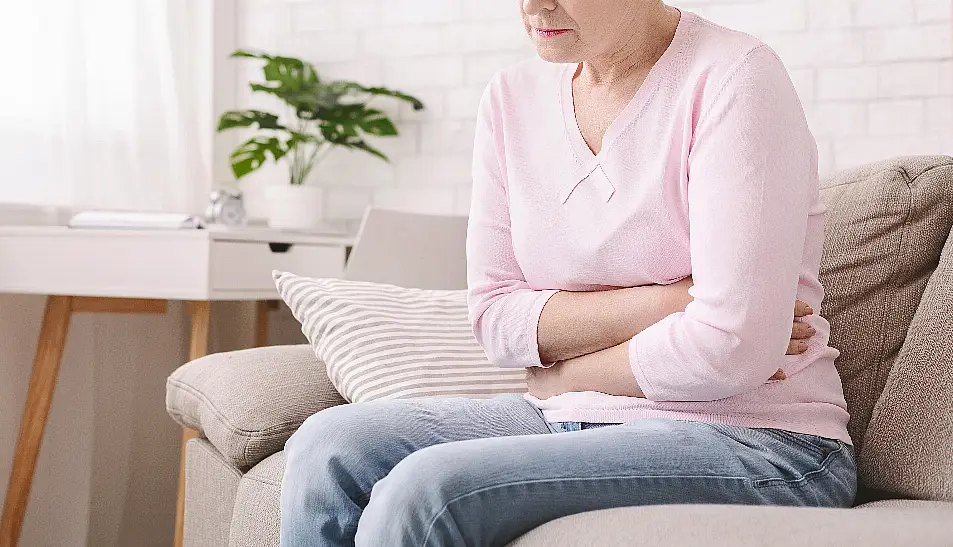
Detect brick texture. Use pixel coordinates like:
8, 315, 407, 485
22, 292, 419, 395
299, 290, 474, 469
234, 0, 953, 219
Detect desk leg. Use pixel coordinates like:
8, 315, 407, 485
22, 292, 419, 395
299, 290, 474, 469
1, 296, 73, 547
174, 301, 210, 547
255, 300, 271, 348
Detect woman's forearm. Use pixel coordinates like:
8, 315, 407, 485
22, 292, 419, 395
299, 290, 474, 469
566, 342, 645, 397
526, 341, 645, 399
536, 280, 690, 365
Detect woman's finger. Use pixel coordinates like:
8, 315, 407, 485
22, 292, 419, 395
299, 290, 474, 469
791, 321, 816, 340
786, 339, 809, 355
794, 300, 814, 318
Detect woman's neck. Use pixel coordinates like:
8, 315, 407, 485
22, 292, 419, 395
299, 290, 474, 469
579, 5, 681, 88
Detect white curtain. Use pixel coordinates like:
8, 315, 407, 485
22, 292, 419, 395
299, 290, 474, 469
0, 0, 213, 213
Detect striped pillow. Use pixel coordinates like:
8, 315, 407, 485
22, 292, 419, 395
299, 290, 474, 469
273, 272, 528, 402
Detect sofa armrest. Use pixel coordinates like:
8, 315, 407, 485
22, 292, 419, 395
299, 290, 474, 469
166, 345, 347, 470
510, 502, 953, 547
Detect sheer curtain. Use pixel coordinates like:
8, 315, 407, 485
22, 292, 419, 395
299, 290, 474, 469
0, 0, 213, 213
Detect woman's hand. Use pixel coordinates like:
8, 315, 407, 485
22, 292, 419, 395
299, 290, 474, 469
788, 299, 816, 355
526, 365, 567, 401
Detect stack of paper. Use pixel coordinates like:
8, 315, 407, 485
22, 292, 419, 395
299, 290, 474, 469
68, 211, 205, 230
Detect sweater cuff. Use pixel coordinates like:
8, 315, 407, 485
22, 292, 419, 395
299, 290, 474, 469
629, 328, 664, 401
525, 289, 560, 367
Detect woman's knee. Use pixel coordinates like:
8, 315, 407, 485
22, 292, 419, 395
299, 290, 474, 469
283, 401, 417, 484
371, 444, 462, 504
282, 404, 392, 514
357, 443, 483, 545
285, 404, 361, 465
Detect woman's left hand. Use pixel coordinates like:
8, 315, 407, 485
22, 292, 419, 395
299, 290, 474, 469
526, 364, 573, 400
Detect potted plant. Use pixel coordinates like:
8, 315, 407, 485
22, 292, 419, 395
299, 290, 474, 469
217, 50, 423, 229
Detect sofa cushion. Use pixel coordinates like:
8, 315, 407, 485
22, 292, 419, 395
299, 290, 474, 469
166, 345, 346, 470
860, 224, 953, 501
216, 452, 953, 547
817, 155, 953, 453
219, 451, 953, 547
509, 503, 953, 547
274, 272, 527, 402
859, 499, 953, 510
228, 451, 285, 547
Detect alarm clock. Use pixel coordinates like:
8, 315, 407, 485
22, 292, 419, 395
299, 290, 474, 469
205, 189, 248, 226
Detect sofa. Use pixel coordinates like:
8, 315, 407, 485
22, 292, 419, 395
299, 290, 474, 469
166, 156, 953, 546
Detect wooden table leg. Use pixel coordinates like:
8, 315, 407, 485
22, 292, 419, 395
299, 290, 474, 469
1, 296, 73, 547
255, 300, 270, 348
174, 301, 210, 547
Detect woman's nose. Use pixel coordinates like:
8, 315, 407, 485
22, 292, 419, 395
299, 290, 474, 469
522, 0, 557, 16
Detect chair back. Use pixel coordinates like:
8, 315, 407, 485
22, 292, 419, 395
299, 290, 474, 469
344, 207, 469, 290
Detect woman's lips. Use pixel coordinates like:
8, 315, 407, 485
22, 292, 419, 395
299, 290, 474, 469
535, 28, 572, 38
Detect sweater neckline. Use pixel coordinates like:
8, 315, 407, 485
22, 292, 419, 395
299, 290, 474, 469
557, 10, 693, 204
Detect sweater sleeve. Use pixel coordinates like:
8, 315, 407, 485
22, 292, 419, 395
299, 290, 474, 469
629, 46, 816, 402
466, 79, 559, 369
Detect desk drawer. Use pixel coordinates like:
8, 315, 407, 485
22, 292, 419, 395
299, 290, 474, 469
210, 241, 346, 293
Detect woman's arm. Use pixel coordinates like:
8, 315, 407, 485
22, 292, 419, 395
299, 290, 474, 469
538, 281, 817, 366
536, 279, 693, 364
466, 77, 556, 369
528, 300, 815, 400
528, 342, 643, 399
626, 46, 818, 402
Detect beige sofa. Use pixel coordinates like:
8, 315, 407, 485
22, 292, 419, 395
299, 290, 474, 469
167, 156, 953, 546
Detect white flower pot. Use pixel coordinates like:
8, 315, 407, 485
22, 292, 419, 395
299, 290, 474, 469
264, 185, 324, 230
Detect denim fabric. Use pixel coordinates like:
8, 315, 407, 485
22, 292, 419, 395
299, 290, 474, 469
281, 395, 856, 547
548, 421, 621, 433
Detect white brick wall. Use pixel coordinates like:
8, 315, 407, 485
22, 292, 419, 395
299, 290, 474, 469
234, 0, 952, 220
682, 0, 952, 177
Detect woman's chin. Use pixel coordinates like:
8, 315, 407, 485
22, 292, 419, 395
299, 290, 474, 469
534, 47, 576, 64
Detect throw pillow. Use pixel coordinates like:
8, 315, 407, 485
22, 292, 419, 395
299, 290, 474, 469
273, 272, 527, 402
861, 224, 953, 501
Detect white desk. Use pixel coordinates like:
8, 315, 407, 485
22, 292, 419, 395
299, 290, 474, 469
0, 226, 354, 547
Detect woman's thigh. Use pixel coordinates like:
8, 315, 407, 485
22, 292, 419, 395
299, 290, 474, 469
356, 419, 857, 547
282, 394, 551, 501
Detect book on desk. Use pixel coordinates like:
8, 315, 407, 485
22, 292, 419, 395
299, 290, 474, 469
68, 211, 205, 230
66, 211, 349, 236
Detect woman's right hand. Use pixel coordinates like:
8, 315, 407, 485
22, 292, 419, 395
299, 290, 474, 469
668, 276, 817, 357
789, 300, 817, 355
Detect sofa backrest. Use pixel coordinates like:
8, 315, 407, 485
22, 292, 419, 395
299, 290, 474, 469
818, 155, 953, 501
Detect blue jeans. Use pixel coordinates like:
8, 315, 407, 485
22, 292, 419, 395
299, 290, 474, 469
280, 395, 856, 547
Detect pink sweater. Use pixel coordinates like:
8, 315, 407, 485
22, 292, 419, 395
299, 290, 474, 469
466, 12, 852, 444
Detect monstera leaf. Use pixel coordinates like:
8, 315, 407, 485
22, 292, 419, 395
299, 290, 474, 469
316, 105, 398, 137
229, 136, 287, 178
232, 51, 320, 102
217, 110, 285, 132
336, 81, 425, 111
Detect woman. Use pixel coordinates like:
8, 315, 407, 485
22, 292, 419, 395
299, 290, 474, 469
280, 1, 855, 545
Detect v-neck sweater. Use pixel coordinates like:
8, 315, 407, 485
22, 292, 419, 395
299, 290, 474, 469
465, 11, 852, 444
